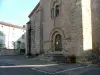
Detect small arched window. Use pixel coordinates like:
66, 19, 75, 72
51, 0, 61, 19
55, 5, 60, 17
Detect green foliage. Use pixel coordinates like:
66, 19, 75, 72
0, 40, 3, 47
0, 31, 4, 48
0, 31, 4, 36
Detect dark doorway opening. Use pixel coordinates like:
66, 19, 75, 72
55, 34, 62, 51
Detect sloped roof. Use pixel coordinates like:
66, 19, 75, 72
28, 2, 40, 18
0, 21, 26, 30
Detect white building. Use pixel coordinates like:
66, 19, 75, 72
14, 33, 26, 49
0, 21, 26, 49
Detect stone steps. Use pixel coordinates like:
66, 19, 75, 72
45, 54, 66, 63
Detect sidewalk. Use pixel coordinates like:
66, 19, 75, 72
1, 55, 97, 75
0, 55, 56, 65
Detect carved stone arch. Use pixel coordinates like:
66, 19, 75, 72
50, 0, 61, 8
50, 28, 65, 40
49, 28, 65, 51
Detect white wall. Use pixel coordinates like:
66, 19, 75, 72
14, 33, 26, 49
0, 24, 25, 49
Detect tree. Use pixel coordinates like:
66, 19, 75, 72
0, 40, 3, 48
0, 31, 4, 48
0, 31, 4, 36
17, 41, 21, 53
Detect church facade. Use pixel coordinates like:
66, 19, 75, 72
26, 0, 100, 61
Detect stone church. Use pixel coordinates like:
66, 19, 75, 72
26, 0, 100, 61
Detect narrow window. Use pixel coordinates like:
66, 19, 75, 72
55, 5, 60, 17
51, 8, 54, 19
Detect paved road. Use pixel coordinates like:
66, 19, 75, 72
0, 56, 100, 75
0, 64, 47, 75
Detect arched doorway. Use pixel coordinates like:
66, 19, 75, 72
55, 34, 62, 51
50, 28, 65, 52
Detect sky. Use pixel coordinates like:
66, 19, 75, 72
0, 0, 40, 26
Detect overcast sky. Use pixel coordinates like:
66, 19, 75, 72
0, 0, 40, 26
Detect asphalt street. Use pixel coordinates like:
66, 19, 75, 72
0, 56, 99, 75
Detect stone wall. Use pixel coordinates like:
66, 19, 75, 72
91, 0, 100, 51
70, 0, 83, 56
30, 6, 41, 54
27, 0, 100, 59
0, 49, 18, 56
41, 0, 83, 57
41, 0, 54, 53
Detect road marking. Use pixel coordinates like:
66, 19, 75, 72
55, 67, 84, 74
32, 66, 86, 74
32, 68, 55, 75
0, 64, 57, 68
87, 64, 92, 67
